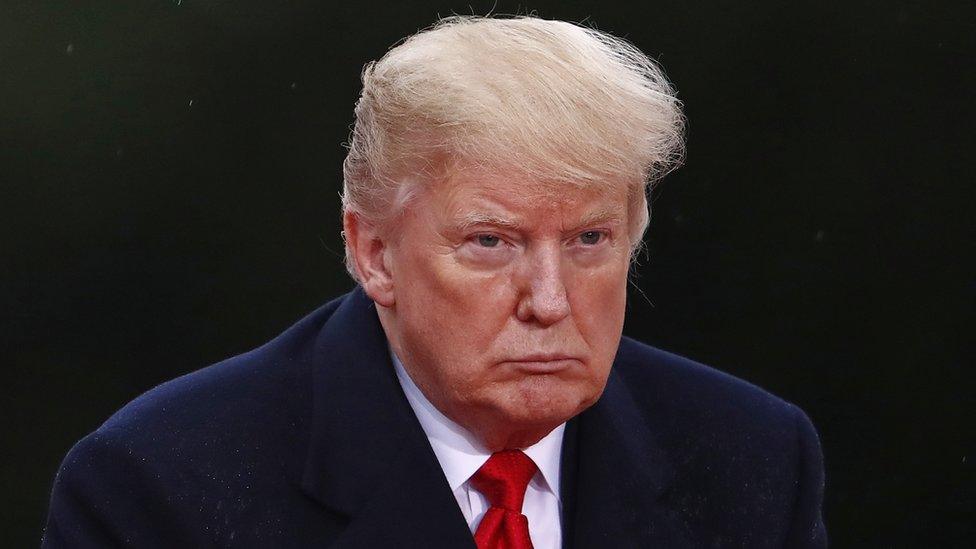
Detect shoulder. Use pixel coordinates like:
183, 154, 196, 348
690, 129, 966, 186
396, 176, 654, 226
44, 294, 349, 546
94, 292, 347, 454
614, 336, 813, 437
611, 337, 826, 546
612, 336, 821, 464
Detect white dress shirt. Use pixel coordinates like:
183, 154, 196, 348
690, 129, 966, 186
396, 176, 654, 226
391, 351, 564, 549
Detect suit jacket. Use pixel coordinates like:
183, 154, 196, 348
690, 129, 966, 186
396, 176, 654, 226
43, 286, 827, 548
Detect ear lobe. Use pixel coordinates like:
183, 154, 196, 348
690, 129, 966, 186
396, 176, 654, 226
343, 211, 395, 308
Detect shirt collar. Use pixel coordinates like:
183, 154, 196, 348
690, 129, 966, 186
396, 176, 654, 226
391, 349, 564, 498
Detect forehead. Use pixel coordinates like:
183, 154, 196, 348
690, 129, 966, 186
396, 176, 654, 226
428, 167, 631, 220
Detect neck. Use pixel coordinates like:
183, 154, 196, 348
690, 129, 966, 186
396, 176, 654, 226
475, 426, 557, 452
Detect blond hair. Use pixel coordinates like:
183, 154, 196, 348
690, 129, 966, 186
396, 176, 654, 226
342, 15, 685, 278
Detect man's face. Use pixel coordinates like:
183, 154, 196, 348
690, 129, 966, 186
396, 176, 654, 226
377, 169, 633, 449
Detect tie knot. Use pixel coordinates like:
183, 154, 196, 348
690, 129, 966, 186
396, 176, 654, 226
471, 450, 538, 512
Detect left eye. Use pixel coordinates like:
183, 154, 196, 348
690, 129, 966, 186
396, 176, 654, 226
579, 231, 603, 245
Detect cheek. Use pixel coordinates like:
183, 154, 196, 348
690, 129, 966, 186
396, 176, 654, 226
412, 250, 517, 319
399, 250, 518, 358
571, 261, 629, 352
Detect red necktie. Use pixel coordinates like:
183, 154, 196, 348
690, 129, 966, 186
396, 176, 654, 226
471, 450, 538, 549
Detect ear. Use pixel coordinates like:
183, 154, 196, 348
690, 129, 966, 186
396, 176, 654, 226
343, 210, 395, 308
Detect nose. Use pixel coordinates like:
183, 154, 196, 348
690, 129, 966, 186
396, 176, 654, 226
515, 244, 571, 326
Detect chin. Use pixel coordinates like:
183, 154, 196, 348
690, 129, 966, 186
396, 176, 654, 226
505, 376, 598, 425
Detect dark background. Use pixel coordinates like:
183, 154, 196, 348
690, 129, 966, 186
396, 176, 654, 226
3, 0, 973, 546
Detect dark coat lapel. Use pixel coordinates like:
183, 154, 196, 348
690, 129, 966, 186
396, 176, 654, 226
299, 287, 687, 547
567, 365, 691, 547
300, 287, 476, 548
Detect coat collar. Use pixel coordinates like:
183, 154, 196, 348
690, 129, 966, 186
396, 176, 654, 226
300, 287, 684, 547
566, 363, 689, 547
300, 286, 475, 547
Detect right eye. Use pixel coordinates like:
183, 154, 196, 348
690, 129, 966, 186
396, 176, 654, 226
458, 232, 516, 268
476, 234, 501, 248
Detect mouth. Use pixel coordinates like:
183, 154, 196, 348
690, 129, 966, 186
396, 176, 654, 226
502, 355, 581, 374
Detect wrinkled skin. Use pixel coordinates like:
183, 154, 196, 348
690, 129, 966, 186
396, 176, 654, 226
345, 169, 633, 450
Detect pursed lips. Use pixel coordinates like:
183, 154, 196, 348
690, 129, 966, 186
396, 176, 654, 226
501, 354, 582, 374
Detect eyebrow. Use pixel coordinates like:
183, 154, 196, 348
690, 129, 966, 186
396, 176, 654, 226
454, 212, 522, 231
453, 207, 625, 233
572, 208, 626, 230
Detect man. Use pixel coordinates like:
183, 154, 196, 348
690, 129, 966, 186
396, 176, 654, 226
44, 16, 826, 548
